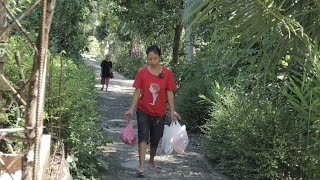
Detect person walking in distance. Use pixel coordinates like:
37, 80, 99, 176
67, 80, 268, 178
100, 54, 113, 91
125, 45, 181, 177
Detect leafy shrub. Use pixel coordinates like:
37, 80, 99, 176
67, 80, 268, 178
202, 83, 317, 179
2, 34, 107, 178
46, 57, 107, 179
0, 36, 34, 151
174, 62, 212, 132
113, 55, 146, 79
282, 48, 320, 179
174, 47, 237, 132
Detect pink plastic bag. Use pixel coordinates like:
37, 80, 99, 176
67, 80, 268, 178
120, 123, 136, 145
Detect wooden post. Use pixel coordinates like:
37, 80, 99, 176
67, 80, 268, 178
22, 0, 56, 179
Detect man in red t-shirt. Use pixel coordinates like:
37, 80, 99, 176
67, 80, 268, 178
125, 45, 181, 177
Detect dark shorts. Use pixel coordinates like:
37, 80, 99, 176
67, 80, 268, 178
136, 109, 165, 146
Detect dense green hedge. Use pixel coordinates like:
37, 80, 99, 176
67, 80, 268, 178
2, 35, 108, 179
112, 55, 146, 79
202, 84, 308, 179
173, 62, 212, 132
46, 57, 107, 179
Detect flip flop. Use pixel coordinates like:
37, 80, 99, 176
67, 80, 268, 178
136, 170, 145, 178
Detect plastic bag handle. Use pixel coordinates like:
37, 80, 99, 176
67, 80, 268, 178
126, 121, 132, 125
170, 121, 181, 127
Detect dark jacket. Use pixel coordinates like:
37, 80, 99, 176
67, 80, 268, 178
101, 60, 112, 77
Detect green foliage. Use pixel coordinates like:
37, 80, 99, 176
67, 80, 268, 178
174, 62, 211, 132
109, 0, 183, 47
183, 0, 320, 86
0, 35, 32, 151
185, 0, 320, 45
174, 43, 242, 132
8, 0, 100, 58
111, 0, 181, 36
96, 15, 109, 41
86, 36, 102, 56
45, 56, 108, 178
202, 84, 311, 179
180, 1, 320, 178
113, 55, 146, 79
282, 46, 320, 179
49, 0, 98, 57
5, 36, 35, 86
2, 1, 110, 178
0, 19, 46, 155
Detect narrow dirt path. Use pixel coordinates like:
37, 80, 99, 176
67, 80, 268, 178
87, 57, 229, 180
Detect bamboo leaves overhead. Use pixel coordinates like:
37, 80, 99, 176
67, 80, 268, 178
183, 0, 320, 46
181, 0, 320, 85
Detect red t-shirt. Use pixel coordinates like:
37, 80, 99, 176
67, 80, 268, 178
133, 66, 176, 116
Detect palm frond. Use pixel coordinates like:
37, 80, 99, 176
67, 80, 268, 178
184, 0, 320, 46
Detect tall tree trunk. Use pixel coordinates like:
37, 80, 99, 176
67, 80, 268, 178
22, 0, 56, 179
171, 23, 183, 64
128, 36, 141, 58
184, 0, 193, 64
185, 27, 193, 64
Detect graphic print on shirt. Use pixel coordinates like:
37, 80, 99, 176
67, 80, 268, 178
149, 83, 160, 105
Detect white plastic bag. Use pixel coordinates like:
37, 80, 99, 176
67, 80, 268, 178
161, 121, 189, 154
161, 123, 174, 154
172, 121, 189, 154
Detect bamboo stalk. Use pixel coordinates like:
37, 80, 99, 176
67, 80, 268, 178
0, 74, 27, 106
0, 0, 41, 42
0, 128, 24, 133
0, 158, 14, 179
14, 51, 26, 82
0, 154, 24, 157
0, 0, 35, 47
